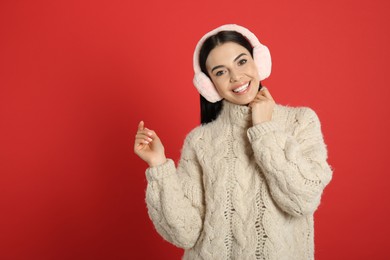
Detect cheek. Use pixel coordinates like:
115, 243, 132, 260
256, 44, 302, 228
212, 78, 229, 92
249, 63, 259, 76
213, 83, 225, 94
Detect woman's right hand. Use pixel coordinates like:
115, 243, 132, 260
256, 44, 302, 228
134, 121, 167, 167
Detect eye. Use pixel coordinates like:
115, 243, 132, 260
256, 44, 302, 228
238, 59, 247, 66
215, 70, 226, 77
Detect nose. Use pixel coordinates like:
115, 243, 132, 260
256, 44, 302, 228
229, 70, 242, 83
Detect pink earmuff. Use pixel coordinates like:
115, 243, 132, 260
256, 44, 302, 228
193, 24, 272, 103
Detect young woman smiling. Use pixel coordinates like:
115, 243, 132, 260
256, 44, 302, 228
134, 24, 332, 260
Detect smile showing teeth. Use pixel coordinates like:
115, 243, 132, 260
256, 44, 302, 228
233, 82, 249, 93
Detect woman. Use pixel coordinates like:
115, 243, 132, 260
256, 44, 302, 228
134, 24, 332, 260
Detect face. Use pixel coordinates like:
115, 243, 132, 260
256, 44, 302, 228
205, 42, 260, 105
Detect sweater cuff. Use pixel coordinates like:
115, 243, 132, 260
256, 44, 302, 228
247, 121, 281, 142
145, 159, 175, 182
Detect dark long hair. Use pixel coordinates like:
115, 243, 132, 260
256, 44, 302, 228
199, 31, 254, 124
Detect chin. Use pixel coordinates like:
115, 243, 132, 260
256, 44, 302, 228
231, 97, 253, 106
240, 94, 257, 105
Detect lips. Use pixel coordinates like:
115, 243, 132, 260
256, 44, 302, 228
233, 82, 250, 93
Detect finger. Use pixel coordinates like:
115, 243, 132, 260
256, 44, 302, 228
138, 140, 150, 146
252, 95, 268, 102
144, 128, 158, 138
134, 142, 146, 152
136, 133, 153, 142
135, 135, 148, 143
138, 121, 145, 131
134, 139, 146, 150
248, 99, 258, 106
256, 88, 268, 97
261, 87, 274, 100
137, 129, 153, 137
135, 136, 150, 146
255, 92, 268, 99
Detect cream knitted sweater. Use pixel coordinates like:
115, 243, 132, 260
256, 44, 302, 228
145, 100, 332, 260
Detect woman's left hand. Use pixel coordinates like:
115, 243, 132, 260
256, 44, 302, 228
248, 86, 275, 126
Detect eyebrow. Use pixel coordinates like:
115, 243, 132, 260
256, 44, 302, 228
211, 53, 248, 73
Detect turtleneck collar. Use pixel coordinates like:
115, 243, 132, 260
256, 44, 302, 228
218, 100, 252, 128
216, 99, 283, 128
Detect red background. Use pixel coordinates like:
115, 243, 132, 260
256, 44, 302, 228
1, 0, 389, 259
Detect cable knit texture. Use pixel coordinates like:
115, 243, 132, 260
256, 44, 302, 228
145, 100, 332, 260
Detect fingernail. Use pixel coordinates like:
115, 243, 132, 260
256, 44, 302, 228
147, 137, 152, 142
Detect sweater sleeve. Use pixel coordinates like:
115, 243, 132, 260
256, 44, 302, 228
144, 131, 204, 249
247, 107, 333, 217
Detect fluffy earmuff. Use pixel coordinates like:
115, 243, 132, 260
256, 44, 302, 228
193, 24, 272, 103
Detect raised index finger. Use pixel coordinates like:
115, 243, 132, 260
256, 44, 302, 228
138, 121, 145, 131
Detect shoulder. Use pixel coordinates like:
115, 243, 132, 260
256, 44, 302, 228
274, 104, 321, 128
275, 103, 319, 120
181, 120, 221, 152
181, 123, 208, 147
185, 118, 220, 140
